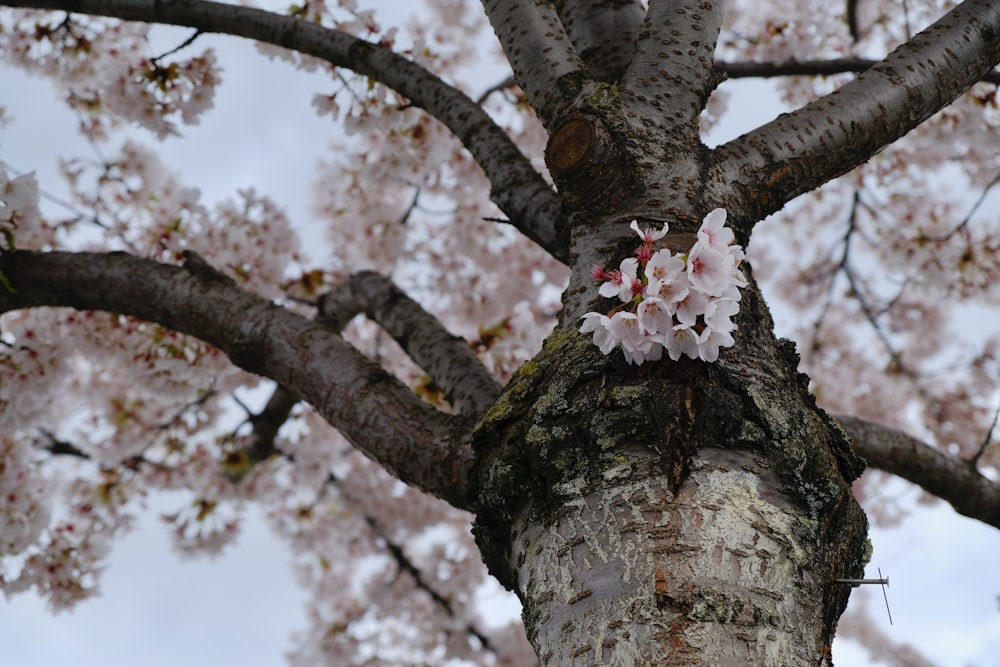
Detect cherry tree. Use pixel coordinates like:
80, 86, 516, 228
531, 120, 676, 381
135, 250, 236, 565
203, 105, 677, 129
2, 0, 1000, 664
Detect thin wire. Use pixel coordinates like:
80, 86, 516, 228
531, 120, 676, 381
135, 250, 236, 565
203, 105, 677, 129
878, 567, 893, 626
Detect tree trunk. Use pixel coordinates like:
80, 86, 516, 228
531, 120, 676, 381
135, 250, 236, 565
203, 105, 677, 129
472, 282, 868, 665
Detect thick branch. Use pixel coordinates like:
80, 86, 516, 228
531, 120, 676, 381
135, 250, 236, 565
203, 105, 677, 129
552, 0, 645, 81
0, 250, 475, 509
708, 0, 1000, 238
838, 415, 1000, 530
1, 0, 568, 263
480, 0, 586, 130
318, 271, 502, 417
622, 0, 724, 141
718, 58, 1000, 85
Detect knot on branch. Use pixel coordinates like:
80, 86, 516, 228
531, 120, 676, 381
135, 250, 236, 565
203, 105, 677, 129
181, 250, 236, 286
544, 113, 636, 215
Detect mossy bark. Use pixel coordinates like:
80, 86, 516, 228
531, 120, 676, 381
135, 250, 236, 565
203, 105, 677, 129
470, 280, 869, 665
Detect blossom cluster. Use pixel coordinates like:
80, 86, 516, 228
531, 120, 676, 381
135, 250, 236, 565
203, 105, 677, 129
0, 14, 219, 140
581, 209, 747, 364
100, 49, 221, 139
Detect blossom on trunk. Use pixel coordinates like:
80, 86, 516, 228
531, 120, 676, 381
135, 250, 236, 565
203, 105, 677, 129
581, 209, 745, 364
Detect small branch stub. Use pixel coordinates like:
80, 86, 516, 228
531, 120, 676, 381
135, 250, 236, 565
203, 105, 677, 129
545, 116, 596, 174
543, 114, 634, 213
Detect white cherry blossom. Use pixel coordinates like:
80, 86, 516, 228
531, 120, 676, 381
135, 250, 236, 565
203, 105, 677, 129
580, 312, 616, 355
645, 249, 686, 291
607, 311, 645, 349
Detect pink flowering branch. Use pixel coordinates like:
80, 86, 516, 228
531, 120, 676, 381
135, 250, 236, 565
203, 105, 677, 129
318, 271, 502, 417
479, 0, 586, 130
708, 0, 1000, 237
838, 415, 1000, 530
0, 249, 476, 510
0, 0, 569, 264
838, 599, 941, 667
334, 476, 501, 656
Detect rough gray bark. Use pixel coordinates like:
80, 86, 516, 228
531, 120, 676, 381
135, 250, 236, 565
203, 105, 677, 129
319, 271, 502, 417
480, 0, 586, 131
471, 283, 867, 665
552, 0, 645, 80
719, 57, 1000, 85
466, 0, 1000, 663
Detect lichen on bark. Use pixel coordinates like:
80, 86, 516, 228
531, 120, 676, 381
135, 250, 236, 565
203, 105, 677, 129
471, 325, 706, 590
470, 279, 869, 661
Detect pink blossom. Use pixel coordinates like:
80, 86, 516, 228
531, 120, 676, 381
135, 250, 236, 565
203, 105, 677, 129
630, 219, 668, 244
646, 250, 689, 304
674, 290, 710, 327
704, 298, 740, 333
599, 257, 640, 302
580, 312, 616, 355
621, 336, 662, 365
607, 311, 645, 349
698, 328, 735, 363
583, 208, 745, 364
0, 169, 45, 249
645, 248, 684, 285
687, 242, 729, 296
638, 297, 673, 334
697, 208, 735, 251
664, 325, 700, 361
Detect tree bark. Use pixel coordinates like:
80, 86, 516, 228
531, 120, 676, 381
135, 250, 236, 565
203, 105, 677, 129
551, 0, 644, 81
480, 0, 586, 131
469, 3, 876, 661
838, 415, 1000, 529
318, 271, 501, 417
471, 284, 868, 665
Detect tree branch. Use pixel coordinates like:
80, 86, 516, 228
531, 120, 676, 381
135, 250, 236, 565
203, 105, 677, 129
837, 415, 1000, 530
229, 384, 299, 474
480, 0, 586, 130
318, 271, 502, 417
551, 0, 644, 81
718, 58, 1000, 86
707, 0, 1000, 239
622, 0, 725, 142
846, 0, 861, 43
1, 0, 569, 263
0, 249, 476, 509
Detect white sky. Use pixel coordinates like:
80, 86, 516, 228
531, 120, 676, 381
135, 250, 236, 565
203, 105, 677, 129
1, 3, 1000, 666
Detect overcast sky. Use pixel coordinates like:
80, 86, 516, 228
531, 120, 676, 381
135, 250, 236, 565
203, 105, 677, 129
1, 3, 1000, 666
